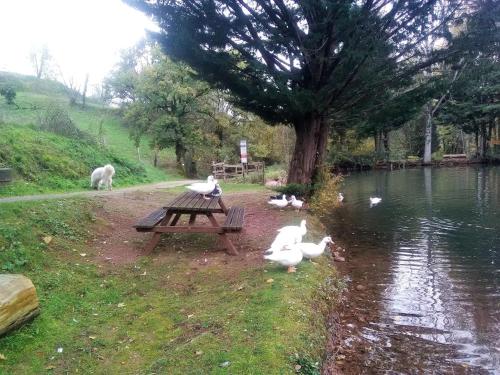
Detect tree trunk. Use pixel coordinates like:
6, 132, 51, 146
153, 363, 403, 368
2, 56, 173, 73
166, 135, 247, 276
382, 130, 390, 159
82, 73, 89, 108
423, 103, 433, 164
0, 274, 40, 337
288, 115, 328, 185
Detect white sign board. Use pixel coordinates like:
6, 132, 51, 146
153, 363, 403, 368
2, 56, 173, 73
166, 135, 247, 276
240, 139, 248, 164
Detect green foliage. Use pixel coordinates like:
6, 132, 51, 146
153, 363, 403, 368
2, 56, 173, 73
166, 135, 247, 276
0, 85, 16, 104
38, 103, 86, 139
309, 174, 343, 218
0, 124, 149, 196
276, 183, 313, 199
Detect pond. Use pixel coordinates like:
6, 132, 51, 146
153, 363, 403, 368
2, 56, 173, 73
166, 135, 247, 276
325, 166, 499, 374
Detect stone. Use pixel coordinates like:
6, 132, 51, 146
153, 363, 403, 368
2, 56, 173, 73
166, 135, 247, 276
0, 274, 40, 337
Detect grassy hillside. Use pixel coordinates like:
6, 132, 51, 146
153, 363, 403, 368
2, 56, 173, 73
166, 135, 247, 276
0, 72, 181, 196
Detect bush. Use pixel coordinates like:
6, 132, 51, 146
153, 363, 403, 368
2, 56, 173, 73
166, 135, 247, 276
309, 174, 343, 217
38, 104, 90, 140
0, 85, 16, 104
276, 183, 314, 199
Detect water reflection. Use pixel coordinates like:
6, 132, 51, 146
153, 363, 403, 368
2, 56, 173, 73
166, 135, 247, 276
326, 166, 500, 374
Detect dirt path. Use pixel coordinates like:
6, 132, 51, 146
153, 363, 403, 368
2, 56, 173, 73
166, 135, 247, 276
0, 179, 198, 204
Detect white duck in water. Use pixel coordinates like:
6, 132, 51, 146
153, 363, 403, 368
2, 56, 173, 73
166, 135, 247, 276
291, 236, 334, 259
268, 194, 288, 208
369, 197, 382, 207
264, 219, 307, 255
289, 195, 304, 211
338, 193, 344, 203
264, 245, 303, 273
186, 175, 216, 199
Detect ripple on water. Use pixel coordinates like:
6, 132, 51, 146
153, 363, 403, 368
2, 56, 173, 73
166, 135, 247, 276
326, 167, 500, 374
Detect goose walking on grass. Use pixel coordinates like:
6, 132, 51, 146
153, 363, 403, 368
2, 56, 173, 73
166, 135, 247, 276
264, 245, 303, 273
268, 194, 288, 209
264, 219, 307, 255
186, 175, 217, 199
291, 236, 334, 259
369, 197, 382, 207
289, 195, 304, 211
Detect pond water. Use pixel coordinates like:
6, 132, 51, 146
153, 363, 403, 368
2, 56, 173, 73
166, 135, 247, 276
325, 166, 499, 374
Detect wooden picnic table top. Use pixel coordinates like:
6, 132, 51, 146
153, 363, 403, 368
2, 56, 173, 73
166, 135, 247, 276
164, 191, 226, 213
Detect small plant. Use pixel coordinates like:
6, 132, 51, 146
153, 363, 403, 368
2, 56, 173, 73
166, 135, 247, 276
38, 103, 89, 140
276, 183, 314, 198
0, 85, 16, 105
309, 171, 343, 217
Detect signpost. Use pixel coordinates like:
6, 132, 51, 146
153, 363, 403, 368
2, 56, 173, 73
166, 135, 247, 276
240, 140, 247, 164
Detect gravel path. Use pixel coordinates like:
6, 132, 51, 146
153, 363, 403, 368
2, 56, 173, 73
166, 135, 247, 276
0, 179, 198, 204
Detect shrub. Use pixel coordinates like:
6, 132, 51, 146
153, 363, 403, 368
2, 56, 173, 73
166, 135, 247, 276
0, 85, 16, 104
309, 173, 343, 217
38, 104, 91, 140
276, 183, 314, 198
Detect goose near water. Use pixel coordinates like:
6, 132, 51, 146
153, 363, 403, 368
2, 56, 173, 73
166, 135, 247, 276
291, 236, 334, 259
264, 245, 303, 273
289, 195, 304, 211
268, 194, 289, 208
265, 219, 307, 255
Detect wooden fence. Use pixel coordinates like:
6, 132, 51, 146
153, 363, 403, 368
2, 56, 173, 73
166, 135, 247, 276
212, 162, 264, 181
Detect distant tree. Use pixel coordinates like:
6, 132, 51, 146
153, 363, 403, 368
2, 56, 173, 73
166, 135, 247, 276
127, 0, 473, 184
82, 73, 89, 108
0, 86, 16, 105
29, 45, 54, 79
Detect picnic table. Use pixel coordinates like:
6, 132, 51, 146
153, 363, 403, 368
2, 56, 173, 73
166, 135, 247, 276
134, 191, 245, 255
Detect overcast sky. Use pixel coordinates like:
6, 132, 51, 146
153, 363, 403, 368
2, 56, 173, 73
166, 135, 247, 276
0, 0, 156, 91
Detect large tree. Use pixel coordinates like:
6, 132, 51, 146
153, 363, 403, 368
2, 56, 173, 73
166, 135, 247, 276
127, 0, 476, 183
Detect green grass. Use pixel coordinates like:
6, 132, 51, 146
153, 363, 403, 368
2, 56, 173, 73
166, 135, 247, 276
0, 72, 183, 197
0, 124, 180, 197
0, 198, 342, 374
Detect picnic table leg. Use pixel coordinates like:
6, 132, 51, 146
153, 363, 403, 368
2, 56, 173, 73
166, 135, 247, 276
144, 212, 173, 254
188, 214, 196, 225
170, 213, 182, 226
206, 213, 238, 256
218, 199, 229, 215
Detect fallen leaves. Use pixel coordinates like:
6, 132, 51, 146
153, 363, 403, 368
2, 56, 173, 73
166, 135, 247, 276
266, 278, 274, 283
42, 236, 53, 245
0, 353, 5, 360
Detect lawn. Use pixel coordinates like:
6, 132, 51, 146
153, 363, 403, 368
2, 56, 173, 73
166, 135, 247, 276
0, 189, 342, 374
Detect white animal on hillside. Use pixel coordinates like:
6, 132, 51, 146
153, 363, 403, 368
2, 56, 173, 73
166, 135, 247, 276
338, 193, 344, 202
268, 194, 288, 208
289, 195, 304, 211
186, 175, 216, 199
369, 197, 382, 207
264, 245, 303, 273
265, 219, 307, 255
291, 236, 334, 259
90, 164, 115, 191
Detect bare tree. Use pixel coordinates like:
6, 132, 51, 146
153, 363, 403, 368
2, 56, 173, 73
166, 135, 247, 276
29, 45, 53, 79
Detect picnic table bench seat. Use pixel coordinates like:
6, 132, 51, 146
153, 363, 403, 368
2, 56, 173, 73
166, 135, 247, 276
222, 206, 245, 232
134, 208, 168, 231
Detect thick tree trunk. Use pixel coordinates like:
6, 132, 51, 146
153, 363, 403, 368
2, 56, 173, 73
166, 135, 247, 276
288, 115, 328, 184
383, 130, 390, 158
423, 103, 433, 165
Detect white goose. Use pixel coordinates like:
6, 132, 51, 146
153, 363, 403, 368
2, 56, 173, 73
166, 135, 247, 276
369, 196, 382, 207
289, 195, 304, 211
338, 193, 344, 203
186, 175, 216, 199
291, 236, 334, 259
268, 194, 288, 208
264, 219, 307, 255
264, 245, 303, 273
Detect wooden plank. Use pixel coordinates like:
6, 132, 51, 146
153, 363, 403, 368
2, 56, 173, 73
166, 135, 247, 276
170, 213, 181, 226
134, 208, 168, 230
223, 207, 244, 231
153, 226, 222, 233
